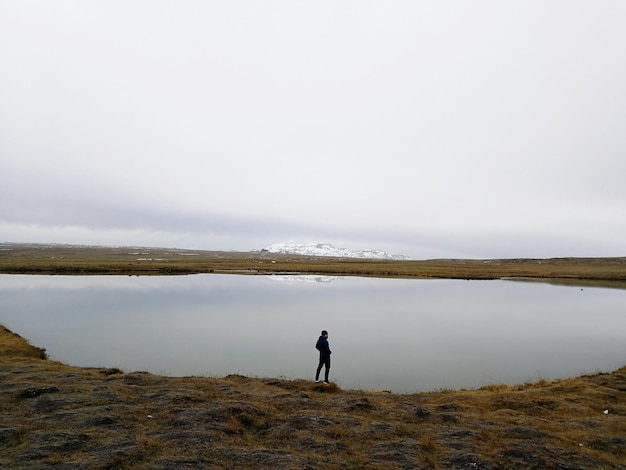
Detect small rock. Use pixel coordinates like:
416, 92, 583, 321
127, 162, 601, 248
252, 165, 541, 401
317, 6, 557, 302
0, 426, 20, 445
413, 406, 433, 418
16, 386, 59, 399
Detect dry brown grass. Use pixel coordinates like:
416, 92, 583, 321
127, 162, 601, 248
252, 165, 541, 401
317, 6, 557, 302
1, 325, 625, 469
0, 325, 47, 359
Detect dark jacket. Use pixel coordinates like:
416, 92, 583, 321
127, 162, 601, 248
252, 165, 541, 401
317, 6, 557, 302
316, 336, 331, 357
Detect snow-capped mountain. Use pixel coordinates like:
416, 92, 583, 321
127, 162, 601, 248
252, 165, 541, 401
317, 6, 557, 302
261, 243, 410, 260
269, 274, 344, 283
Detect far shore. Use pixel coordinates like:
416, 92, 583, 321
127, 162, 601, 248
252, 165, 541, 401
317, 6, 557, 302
2, 243, 626, 288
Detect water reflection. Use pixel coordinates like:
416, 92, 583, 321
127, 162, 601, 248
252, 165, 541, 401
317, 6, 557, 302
1, 274, 625, 392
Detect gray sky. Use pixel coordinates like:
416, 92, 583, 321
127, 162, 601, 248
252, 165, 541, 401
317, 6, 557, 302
2, 1, 625, 259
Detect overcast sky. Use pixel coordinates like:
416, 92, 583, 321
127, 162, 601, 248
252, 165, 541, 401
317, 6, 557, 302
1, 1, 625, 259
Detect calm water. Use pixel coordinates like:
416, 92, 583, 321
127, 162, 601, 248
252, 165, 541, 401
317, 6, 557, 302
1, 274, 625, 392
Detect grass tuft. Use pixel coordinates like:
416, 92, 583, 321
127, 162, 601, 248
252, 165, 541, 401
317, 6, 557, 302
0, 325, 48, 359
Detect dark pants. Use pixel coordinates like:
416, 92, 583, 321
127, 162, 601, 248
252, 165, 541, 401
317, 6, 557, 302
316, 355, 330, 382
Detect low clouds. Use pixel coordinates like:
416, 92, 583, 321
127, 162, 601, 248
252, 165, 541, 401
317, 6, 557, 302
1, 2, 626, 259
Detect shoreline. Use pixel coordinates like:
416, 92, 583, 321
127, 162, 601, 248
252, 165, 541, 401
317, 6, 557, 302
2, 324, 626, 468
2, 243, 626, 287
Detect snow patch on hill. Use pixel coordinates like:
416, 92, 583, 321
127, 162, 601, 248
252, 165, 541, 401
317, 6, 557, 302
262, 243, 410, 260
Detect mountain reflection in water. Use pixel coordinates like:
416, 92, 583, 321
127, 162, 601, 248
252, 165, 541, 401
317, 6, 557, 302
1, 274, 625, 392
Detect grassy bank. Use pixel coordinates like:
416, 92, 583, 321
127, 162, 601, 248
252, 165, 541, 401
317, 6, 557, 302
2, 243, 626, 286
1, 325, 625, 468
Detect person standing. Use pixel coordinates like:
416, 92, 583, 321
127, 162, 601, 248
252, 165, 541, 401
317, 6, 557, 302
315, 330, 331, 384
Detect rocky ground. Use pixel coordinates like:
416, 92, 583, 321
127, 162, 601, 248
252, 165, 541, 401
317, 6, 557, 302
1, 325, 625, 469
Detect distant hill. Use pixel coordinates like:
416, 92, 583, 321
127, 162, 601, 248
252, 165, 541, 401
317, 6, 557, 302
261, 242, 411, 260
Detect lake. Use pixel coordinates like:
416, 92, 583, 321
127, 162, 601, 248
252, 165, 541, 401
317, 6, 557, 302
1, 273, 625, 392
